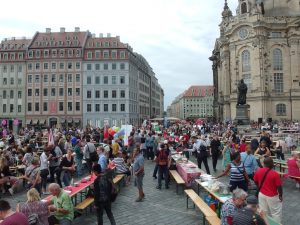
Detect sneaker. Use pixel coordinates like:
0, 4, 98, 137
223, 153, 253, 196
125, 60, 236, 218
8, 188, 14, 195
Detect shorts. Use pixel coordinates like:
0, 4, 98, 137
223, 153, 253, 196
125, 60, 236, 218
134, 172, 144, 189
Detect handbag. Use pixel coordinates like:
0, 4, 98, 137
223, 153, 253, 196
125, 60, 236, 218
25, 203, 41, 225
255, 168, 271, 197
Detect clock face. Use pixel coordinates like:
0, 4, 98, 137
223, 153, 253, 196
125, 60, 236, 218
239, 28, 249, 40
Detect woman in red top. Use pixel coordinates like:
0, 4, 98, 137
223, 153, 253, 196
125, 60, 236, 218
287, 151, 300, 188
239, 139, 247, 153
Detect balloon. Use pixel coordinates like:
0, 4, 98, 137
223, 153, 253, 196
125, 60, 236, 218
119, 135, 124, 139
113, 133, 118, 139
1, 120, 7, 126
108, 128, 113, 135
115, 127, 120, 132
118, 129, 125, 136
13, 119, 19, 126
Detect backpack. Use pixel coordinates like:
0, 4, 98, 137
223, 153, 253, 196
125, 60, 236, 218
157, 150, 168, 166
87, 144, 98, 162
25, 204, 42, 225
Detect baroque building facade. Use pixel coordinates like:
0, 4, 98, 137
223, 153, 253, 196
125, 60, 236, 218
211, 0, 300, 122
0, 28, 164, 128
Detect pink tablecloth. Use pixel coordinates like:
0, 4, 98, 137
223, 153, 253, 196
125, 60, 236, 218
176, 161, 202, 187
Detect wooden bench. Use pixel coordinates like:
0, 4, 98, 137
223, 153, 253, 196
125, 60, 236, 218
75, 197, 94, 215
169, 170, 185, 194
113, 174, 125, 188
206, 216, 221, 225
185, 189, 218, 225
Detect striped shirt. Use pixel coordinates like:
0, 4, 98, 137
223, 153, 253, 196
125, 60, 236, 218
230, 162, 245, 182
113, 157, 128, 173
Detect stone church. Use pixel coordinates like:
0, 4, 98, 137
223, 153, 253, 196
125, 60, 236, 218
210, 0, 300, 122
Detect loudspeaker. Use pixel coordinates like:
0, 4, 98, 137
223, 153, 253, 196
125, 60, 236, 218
267, 118, 272, 123
258, 118, 263, 124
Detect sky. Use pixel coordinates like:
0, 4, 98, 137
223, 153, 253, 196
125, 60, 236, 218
0, 0, 238, 109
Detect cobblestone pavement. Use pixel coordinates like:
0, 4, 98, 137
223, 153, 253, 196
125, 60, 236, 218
3, 156, 300, 225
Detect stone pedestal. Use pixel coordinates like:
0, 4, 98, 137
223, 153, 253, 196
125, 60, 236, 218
234, 104, 250, 125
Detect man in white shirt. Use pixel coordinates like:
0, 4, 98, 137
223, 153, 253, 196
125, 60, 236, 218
192, 135, 210, 174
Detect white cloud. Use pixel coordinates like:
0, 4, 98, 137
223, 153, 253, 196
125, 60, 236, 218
0, 0, 239, 108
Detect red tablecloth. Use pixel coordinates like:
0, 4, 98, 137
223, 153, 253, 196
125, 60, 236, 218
176, 161, 202, 187
43, 174, 96, 202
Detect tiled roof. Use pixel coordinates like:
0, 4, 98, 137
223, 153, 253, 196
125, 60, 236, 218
183, 85, 214, 97
85, 37, 127, 49
29, 31, 88, 48
0, 38, 31, 51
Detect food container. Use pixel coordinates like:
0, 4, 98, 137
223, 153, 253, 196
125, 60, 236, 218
74, 182, 79, 187
200, 174, 213, 182
219, 184, 230, 195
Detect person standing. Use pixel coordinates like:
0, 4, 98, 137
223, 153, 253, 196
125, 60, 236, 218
74, 139, 83, 177
155, 143, 171, 190
240, 145, 258, 180
287, 151, 300, 188
193, 135, 210, 174
254, 157, 283, 224
48, 183, 74, 225
216, 152, 250, 192
0, 200, 29, 225
97, 146, 107, 172
133, 147, 145, 202
210, 135, 221, 172
92, 164, 116, 225
49, 144, 63, 187
222, 140, 232, 171
83, 137, 97, 174
285, 134, 294, 153
39, 146, 52, 194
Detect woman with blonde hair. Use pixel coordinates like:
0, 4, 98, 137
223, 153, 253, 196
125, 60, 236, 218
0, 156, 19, 195
17, 188, 49, 225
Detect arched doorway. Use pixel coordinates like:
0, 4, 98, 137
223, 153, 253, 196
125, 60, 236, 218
49, 117, 58, 128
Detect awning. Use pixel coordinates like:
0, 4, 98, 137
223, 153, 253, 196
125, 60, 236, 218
67, 118, 73, 123
26, 119, 32, 125
74, 119, 80, 123
32, 119, 38, 124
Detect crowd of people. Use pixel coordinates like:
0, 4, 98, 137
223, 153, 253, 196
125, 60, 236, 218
0, 120, 298, 224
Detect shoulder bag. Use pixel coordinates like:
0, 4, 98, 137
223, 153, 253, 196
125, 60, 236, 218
255, 169, 271, 197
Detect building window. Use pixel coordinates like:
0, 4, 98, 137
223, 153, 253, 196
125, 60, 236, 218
112, 76, 116, 84
28, 63, 32, 70
273, 49, 283, 71
120, 51, 125, 59
111, 51, 117, 59
10, 65, 14, 72
43, 102, 48, 111
76, 102, 80, 111
10, 90, 14, 98
95, 76, 100, 84
35, 102, 39, 111
10, 78, 14, 85
120, 76, 125, 84
68, 102, 72, 111
76, 88, 80, 96
104, 104, 108, 112
44, 63, 48, 70
17, 78, 21, 85
95, 51, 101, 59
18, 65, 22, 72
35, 75, 40, 83
76, 74, 80, 82
43, 88, 48, 96
68, 62, 72, 69
76, 62, 80, 69
104, 90, 108, 98
87, 76, 92, 84
274, 73, 283, 93
242, 74, 251, 90
120, 63, 125, 70
51, 74, 56, 82
51, 62, 56, 69
51, 88, 56, 96
59, 88, 64, 96
10, 104, 13, 113
104, 76, 108, 84
241, 2, 247, 14
87, 64, 92, 70
276, 104, 286, 116
28, 75, 32, 83
59, 62, 64, 69
27, 103, 32, 112
68, 88, 72, 96
95, 90, 100, 98
242, 50, 250, 72
95, 104, 100, 112
95, 64, 100, 70
59, 102, 64, 111
103, 51, 109, 59
44, 74, 48, 82
104, 64, 108, 70
87, 52, 92, 59
68, 74, 72, 82
18, 105, 21, 113
112, 104, 117, 112
44, 50, 49, 57
3, 104, 6, 113
120, 104, 125, 112
87, 90, 92, 98
35, 89, 39, 96
35, 63, 40, 70
120, 90, 125, 98
87, 104, 92, 112
112, 90, 117, 98
28, 89, 32, 96
3, 65, 7, 73
2, 90, 6, 99
18, 91, 22, 99
59, 74, 64, 82
112, 63, 116, 70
